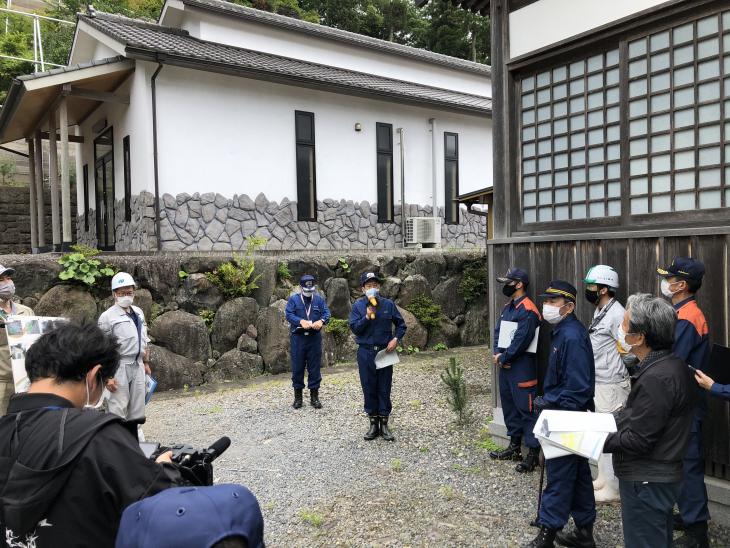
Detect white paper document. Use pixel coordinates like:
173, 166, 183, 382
374, 349, 400, 369
533, 410, 617, 463
497, 320, 539, 353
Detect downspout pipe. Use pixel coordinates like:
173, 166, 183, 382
151, 61, 163, 251
397, 127, 405, 248
429, 118, 437, 219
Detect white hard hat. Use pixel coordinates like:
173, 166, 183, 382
583, 265, 619, 289
111, 272, 136, 291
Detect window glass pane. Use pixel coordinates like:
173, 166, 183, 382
538, 207, 552, 222
673, 66, 694, 86
554, 153, 568, 170
523, 126, 535, 141
699, 190, 721, 209
587, 54, 603, 72
698, 59, 720, 80
537, 88, 551, 104
607, 125, 620, 142
651, 72, 671, 92
675, 192, 695, 210
606, 87, 619, 104
631, 138, 648, 156
539, 190, 552, 205
651, 52, 670, 71
699, 168, 721, 188
553, 83, 567, 100
606, 49, 619, 67
570, 78, 585, 95
572, 186, 586, 201
674, 109, 695, 129
554, 118, 568, 134
698, 103, 721, 122
538, 140, 551, 155
538, 122, 551, 138
698, 37, 720, 58
652, 134, 671, 152
631, 158, 648, 175
537, 71, 550, 87
553, 101, 568, 117
539, 173, 552, 188
630, 119, 647, 137
651, 113, 671, 133
629, 39, 647, 58
524, 208, 536, 223
537, 106, 551, 121
554, 205, 570, 220
523, 192, 536, 207
652, 195, 671, 213
629, 79, 647, 97
523, 159, 536, 174
607, 144, 620, 161
555, 188, 569, 203
699, 146, 721, 166
674, 150, 695, 169
699, 125, 721, 145
570, 115, 585, 131
607, 200, 621, 217
651, 92, 670, 112
572, 204, 587, 219
587, 73, 603, 90
589, 166, 603, 182
606, 68, 619, 86
522, 77, 535, 92
675, 171, 695, 190
524, 176, 536, 191
571, 150, 585, 166
698, 81, 721, 102
552, 66, 567, 82
726, 121, 730, 140
570, 132, 586, 148
652, 154, 671, 173
674, 87, 694, 108
571, 169, 586, 184
589, 202, 605, 218
630, 59, 647, 78
630, 99, 647, 118
523, 110, 535, 124
555, 136, 568, 152
555, 171, 569, 187
588, 147, 604, 164
570, 96, 585, 113
607, 181, 621, 197
607, 163, 620, 180
538, 156, 551, 171
631, 178, 648, 195
653, 174, 671, 193
588, 128, 604, 145
523, 142, 535, 157
588, 110, 604, 127
697, 15, 718, 37
588, 91, 604, 108
606, 106, 620, 123
522, 93, 535, 108
673, 23, 693, 44
650, 31, 670, 51
674, 44, 694, 65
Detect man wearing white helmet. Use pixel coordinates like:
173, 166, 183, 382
582, 265, 632, 503
98, 272, 150, 421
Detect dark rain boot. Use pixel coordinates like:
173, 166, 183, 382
526, 526, 557, 548
555, 523, 596, 548
489, 436, 522, 460
310, 388, 322, 409
516, 446, 541, 473
292, 389, 303, 409
379, 416, 395, 442
364, 416, 379, 440
673, 521, 709, 548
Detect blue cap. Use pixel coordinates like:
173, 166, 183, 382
359, 271, 383, 287
496, 267, 529, 285
300, 274, 315, 288
115, 484, 264, 548
657, 257, 705, 282
539, 280, 578, 302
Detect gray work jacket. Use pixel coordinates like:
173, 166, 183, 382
98, 304, 149, 367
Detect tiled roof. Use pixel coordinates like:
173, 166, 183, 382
179, 0, 491, 75
79, 12, 491, 114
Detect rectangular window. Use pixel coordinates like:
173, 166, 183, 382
295, 111, 316, 221
94, 127, 115, 250
83, 164, 89, 231
376, 123, 394, 222
444, 132, 459, 224
123, 135, 131, 222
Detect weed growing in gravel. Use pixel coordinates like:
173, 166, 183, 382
433, 342, 448, 351
195, 404, 223, 415
476, 426, 503, 453
408, 399, 422, 410
439, 485, 456, 501
391, 458, 403, 472
263, 501, 276, 511
300, 509, 325, 527
441, 358, 472, 425
419, 447, 429, 453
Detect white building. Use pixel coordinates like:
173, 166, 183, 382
0, 0, 492, 252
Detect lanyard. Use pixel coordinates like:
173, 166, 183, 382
300, 294, 312, 320
588, 298, 616, 333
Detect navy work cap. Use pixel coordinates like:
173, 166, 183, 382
539, 280, 578, 303
657, 257, 705, 282
300, 274, 315, 288
115, 484, 264, 548
496, 267, 529, 285
360, 271, 383, 287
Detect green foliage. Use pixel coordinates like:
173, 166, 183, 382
324, 317, 349, 340
149, 302, 163, 323
440, 357, 471, 425
405, 345, 420, 355
336, 257, 351, 276
390, 458, 402, 472
299, 509, 324, 527
458, 259, 487, 305
58, 247, 115, 287
178, 270, 189, 280
277, 261, 292, 282
0, 157, 16, 185
406, 295, 444, 330
433, 342, 448, 351
199, 309, 215, 329
205, 235, 266, 297
70, 244, 101, 258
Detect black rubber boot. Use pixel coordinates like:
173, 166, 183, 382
673, 521, 709, 548
310, 388, 322, 409
555, 523, 596, 548
364, 416, 379, 440
516, 446, 541, 473
490, 436, 522, 460
292, 388, 303, 409
379, 416, 395, 442
526, 526, 557, 548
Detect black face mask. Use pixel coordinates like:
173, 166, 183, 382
502, 284, 518, 297
585, 289, 600, 305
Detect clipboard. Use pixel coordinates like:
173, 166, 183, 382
497, 320, 539, 353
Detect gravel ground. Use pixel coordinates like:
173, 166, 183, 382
144, 347, 729, 547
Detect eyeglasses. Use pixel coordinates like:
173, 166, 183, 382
116, 290, 135, 297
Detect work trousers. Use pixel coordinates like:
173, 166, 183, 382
538, 454, 596, 530
619, 479, 681, 548
107, 362, 146, 421
290, 333, 322, 390
498, 358, 538, 448
357, 346, 393, 416
678, 421, 710, 525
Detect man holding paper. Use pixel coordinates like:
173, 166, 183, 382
490, 267, 541, 473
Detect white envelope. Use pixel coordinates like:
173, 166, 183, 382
374, 349, 400, 369
497, 320, 539, 353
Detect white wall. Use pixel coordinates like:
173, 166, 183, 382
153, 66, 491, 208
165, 8, 491, 98
509, 0, 672, 59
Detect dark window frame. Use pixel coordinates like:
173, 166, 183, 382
93, 127, 115, 250
376, 122, 394, 223
123, 135, 131, 222
82, 164, 89, 232
444, 132, 460, 225
294, 110, 317, 222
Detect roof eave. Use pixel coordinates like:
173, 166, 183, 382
0, 80, 26, 142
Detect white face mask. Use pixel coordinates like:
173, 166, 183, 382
660, 279, 679, 298
617, 325, 635, 351
117, 295, 134, 309
542, 303, 567, 325
301, 286, 315, 297
0, 279, 15, 301
83, 373, 106, 410
365, 287, 379, 299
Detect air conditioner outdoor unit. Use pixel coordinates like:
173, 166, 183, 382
405, 217, 441, 245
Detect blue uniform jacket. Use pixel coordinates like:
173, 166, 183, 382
285, 293, 331, 334
349, 296, 407, 346
494, 295, 541, 366
673, 296, 710, 423
710, 383, 730, 402
542, 314, 595, 411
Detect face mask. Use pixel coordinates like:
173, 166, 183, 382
660, 279, 678, 298
543, 303, 566, 325
301, 286, 315, 297
117, 295, 134, 309
0, 279, 15, 301
617, 325, 637, 351
365, 288, 379, 299
585, 289, 599, 305
502, 284, 518, 298
83, 373, 106, 410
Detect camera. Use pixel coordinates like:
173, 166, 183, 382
140, 436, 231, 486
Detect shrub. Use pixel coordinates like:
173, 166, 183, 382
458, 259, 487, 305
441, 357, 471, 425
178, 270, 189, 280
325, 317, 350, 341
205, 234, 266, 297
433, 342, 448, 351
406, 295, 444, 330
277, 261, 291, 283
199, 309, 215, 329
58, 245, 116, 287
336, 257, 350, 276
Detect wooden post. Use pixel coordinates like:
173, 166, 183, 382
27, 138, 38, 252
33, 130, 45, 249
59, 97, 72, 248
48, 110, 60, 250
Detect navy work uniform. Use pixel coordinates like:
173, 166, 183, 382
285, 275, 330, 409
658, 258, 711, 533
349, 272, 406, 440
534, 282, 596, 539
492, 268, 541, 471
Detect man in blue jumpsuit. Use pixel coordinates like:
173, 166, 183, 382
491, 267, 542, 473
285, 275, 331, 409
349, 272, 406, 441
529, 281, 596, 548
657, 257, 710, 548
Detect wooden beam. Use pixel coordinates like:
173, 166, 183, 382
33, 130, 45, 248
27, 138, 38, 251
48, 110, 61, 248
66, 86, 130, 105
39, 132, 84, 143
60, 97, 72, 246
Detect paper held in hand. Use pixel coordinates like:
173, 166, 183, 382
497, 320, 539, 353
374, 349, 400, 369
533, 410, 617, 463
